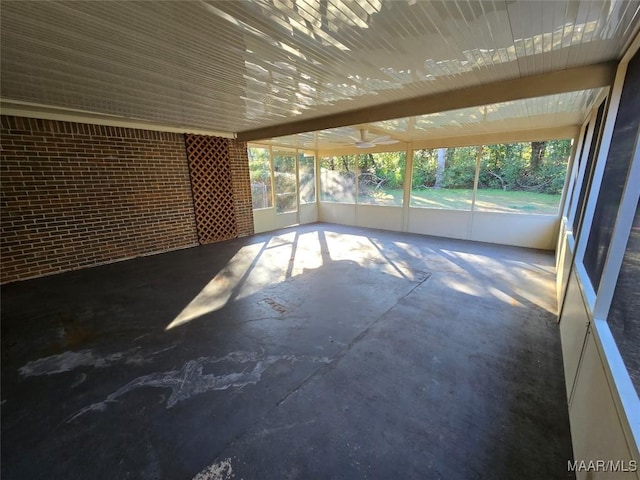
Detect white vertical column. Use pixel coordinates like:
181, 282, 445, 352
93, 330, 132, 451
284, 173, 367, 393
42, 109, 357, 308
468, 145, 483, 239
402, 143, 413, 232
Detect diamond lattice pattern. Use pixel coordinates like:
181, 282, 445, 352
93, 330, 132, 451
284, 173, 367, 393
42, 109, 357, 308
185, 134, 237, 244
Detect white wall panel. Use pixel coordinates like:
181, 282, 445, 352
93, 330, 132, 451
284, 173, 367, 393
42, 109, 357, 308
318, 203, 357, 226
470, 212, 559, 250
557, 231, 576, 310
355, 205, 403, 232
560, 269, 591, 402
407, 208, 471, 240
299, 203, 318, 225
569, 332, 640, 479
253, 209, 298, 234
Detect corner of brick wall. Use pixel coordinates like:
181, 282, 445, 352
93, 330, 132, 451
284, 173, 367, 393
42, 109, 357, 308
229, 139, 254, 237
0, 115, 199, 284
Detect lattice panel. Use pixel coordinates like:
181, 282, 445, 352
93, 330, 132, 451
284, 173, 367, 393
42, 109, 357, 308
185, 134, 237, 244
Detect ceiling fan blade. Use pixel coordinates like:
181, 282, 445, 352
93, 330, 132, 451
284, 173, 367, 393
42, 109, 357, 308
369, 135, 392, 143
376, 139, 400, 145
347, 135, 362, 142
356, 142, 376, 148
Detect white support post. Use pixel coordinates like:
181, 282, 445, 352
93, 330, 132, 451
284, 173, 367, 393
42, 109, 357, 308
402, 143, 413, 232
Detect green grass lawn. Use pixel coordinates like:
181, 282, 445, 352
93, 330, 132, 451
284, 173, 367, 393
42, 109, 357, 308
357, 188, 561, 215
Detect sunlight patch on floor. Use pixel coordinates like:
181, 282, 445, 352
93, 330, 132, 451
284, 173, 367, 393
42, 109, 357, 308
441, 277, 484, 297
514, 286, 557, 315
290, 231, 323, 276
165, 243, 265, 330
324, 231, 415, 279
488, 286, 524, 308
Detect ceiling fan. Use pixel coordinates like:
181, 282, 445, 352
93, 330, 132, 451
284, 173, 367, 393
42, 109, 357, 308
341, 129, 400, 149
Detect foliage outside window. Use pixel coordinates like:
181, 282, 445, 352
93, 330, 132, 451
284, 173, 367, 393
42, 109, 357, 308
248, 147, 273, 209
410, 147, 475, 210
320, 155, 356, 203
357, 151, 406, 206
475, 140, 571, 215
273, 149, 297, 214
298, 152, 316, 204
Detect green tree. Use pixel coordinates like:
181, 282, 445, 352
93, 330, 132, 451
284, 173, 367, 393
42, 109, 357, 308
442, 146, 477, 188
412, 149, 438, 188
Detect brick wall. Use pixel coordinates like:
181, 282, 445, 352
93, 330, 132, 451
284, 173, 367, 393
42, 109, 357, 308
229, 139, 254, 237
1, 116, 199, 283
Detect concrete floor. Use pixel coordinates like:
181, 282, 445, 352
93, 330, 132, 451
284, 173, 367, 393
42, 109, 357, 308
1, 223, 573, 479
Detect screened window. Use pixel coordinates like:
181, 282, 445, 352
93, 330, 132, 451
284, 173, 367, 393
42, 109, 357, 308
564, 124, 589, 220
320, 155, 356, 203
273, 149, 297, 214
572, 101, 606, 233
475, 140, 571, 215
608, 200, 640, 396
583, 53, 639, 290
298, 153, 316, 204
410, 147, 475, 210
248, 147, 273, 209
357, 151, 406, 206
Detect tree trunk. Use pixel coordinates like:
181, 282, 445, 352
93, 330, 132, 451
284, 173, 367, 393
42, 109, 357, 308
342, 157, 350, 173
435, 148, 446, 187
531, 141, 546, 171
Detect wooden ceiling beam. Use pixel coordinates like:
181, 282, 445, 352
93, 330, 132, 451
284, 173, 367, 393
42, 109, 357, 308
237, 61, 617, 142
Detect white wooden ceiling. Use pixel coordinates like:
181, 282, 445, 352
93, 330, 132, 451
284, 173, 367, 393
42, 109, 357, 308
1, 1, 638, 144
256, 87, 603, 150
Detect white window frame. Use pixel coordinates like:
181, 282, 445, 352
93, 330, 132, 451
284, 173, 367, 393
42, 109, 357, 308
298, 150, 316, 205
318, 153, 358, 204
573, 43, 640, 448
566, 98, 608, 237
574, 59, 630, 312
247, 145, 275, 211
271, 146, 299, 215
562, 121, 589, 222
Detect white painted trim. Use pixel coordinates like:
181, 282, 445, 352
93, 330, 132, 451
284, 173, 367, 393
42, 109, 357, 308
561, 128, 585, 220
567, 110, 599, 231
315, 149, 321, 220
318, 143, 410, 157
575, 261, 597, 313
558, 133, 584, 216
294, 149, 301, 224
1, 99, 236, 138
593, 131, 640, 320
269, 145, 276, 209
567, 233, 576, 257
556, 222, 566, 270
402, 143, 414, 232
297, 151, 318, 207
469, 146, 483, 238
271, 146, 301, 219
621, 27, 640, 65
566, 34, 640, 459
316, 126, 579, 157
409, 126, 581, 152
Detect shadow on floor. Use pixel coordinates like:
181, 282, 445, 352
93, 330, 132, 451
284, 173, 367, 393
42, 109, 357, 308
1, 223, 573, 480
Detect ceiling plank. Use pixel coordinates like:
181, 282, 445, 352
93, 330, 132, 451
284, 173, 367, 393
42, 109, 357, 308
237, 61, 617, 142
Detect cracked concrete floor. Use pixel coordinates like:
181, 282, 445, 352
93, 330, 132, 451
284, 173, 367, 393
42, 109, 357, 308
1, 223, 573, 479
